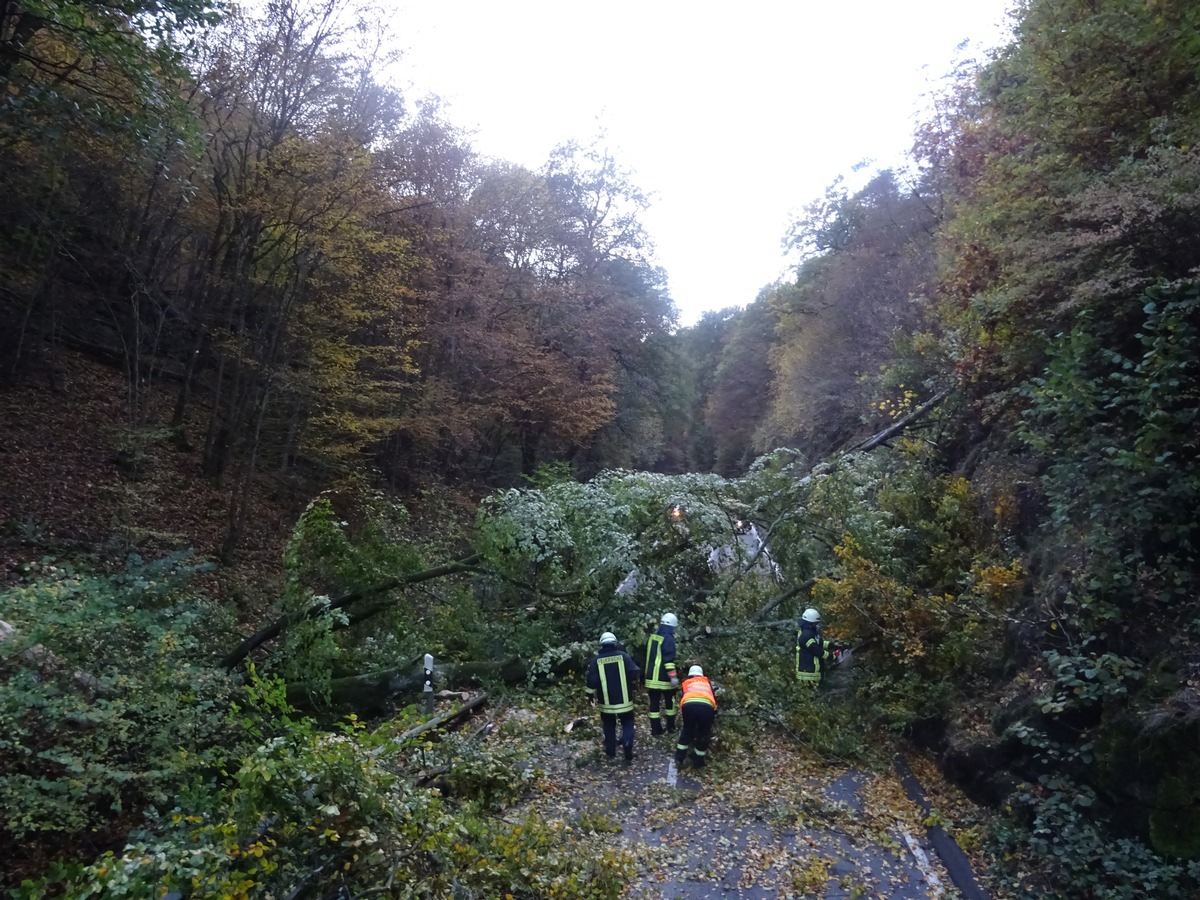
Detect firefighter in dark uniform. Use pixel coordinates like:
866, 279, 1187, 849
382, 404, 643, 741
795, 607, 843, 686
675, 665, 717, 768
585, 631, 641, 761
644, 612, 680, 735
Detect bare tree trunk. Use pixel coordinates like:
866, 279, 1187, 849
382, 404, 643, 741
286, 657, 554, 714
220, 375, 271, 562
222, 554, 485, 669
849, 388, 951, 453
170, 325, 206, 431
279, 391, 303, 473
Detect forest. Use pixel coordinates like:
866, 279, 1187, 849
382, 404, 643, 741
1, 0, 1199, 897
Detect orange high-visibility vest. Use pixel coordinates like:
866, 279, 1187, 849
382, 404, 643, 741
680, 675, 716, 709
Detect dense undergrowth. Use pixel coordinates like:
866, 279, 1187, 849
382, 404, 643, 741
4, 429, 1198, 898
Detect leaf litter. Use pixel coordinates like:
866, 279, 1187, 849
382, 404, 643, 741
487, 702, 1000, 899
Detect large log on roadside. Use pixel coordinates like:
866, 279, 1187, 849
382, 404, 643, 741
286, 657, 533, 715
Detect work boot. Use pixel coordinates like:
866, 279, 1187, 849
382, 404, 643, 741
692, 755, 706, 769
651, 724, 663, 736
623, 742, 634, 762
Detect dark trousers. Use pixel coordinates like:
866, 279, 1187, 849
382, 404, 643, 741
648, 688, 677, 734
600, 711, 635, 758
675, 702, 715, 766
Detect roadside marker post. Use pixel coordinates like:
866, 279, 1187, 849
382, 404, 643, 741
423, 653, 434, 714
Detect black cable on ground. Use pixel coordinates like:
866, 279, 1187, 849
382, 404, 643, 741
894, 753, 991, 900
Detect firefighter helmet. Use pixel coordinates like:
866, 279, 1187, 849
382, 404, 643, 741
688, 665, 704, 677
802, 608, 821, 623
600, 631, 617, 645
661, 612, 679, 628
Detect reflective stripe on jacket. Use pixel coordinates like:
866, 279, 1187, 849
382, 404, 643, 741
644, 627, 677, 690
795, 622, 833, 682
586, 649, 639, 713
680, 675, 716, 709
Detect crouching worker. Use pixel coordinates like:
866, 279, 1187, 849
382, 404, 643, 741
586, 631, 641, 762
675, 665, 717, 769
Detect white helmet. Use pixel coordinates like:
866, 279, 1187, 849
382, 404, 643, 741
802, 608, 821, 623
688, 665, 704, 677
660, 612, 679, 628
600, 631, 617, 645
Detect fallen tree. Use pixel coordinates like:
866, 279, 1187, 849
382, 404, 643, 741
223, 555, 485, 670
237, 386, 956, 710
287, 658, 534, 715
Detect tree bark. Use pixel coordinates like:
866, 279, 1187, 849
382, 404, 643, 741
285, 658, 527, 714
747, 579, 817, 623
389, 692, 489, 744
222, 555, 484, 670
849, 387, 951, 453
698, 618, 798, 638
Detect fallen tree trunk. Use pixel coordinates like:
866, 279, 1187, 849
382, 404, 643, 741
747, 579, 817, 623
286, 657, 530, 714
849, 387, 952, 454
232, 390, 956, 682
223, 556, 590, 672
391, 692, 489, 745
222, 555, 484, 670
698, 618, 798, 638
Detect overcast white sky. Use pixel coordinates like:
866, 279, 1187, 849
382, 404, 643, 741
387, 1, 1017, 324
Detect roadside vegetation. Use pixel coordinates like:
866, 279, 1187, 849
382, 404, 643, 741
3, 0, 1200, 896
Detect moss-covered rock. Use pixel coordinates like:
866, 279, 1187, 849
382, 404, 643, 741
1093, 699, 1200, 859
1150, 772, 1200, 859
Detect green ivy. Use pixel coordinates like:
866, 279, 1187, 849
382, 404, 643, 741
1018, 282, 1200, 620
1000, 777, 1200, 899
0, 554, 248, 845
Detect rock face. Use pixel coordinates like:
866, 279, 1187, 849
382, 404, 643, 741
903, 714, 1021, 808
908, 686, 1200, 862
1094, 696, 1200, 860
938, 736, 1023, 808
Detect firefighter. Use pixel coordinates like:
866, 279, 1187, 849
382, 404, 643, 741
585, 631, 641, 761
795, 607, 844, 685
644, 612, 680, 736
675, 664, 717, 769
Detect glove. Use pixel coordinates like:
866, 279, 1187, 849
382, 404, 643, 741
670, 676, 680, 688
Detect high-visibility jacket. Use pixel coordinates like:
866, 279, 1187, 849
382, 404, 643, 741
586, 647, 640, 713
795, 621, 834, 683
644, 625, 678, 690
680, 674, 716, 709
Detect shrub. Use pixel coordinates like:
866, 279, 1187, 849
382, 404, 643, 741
33, 711, 633, 900
0, 554, 246, 846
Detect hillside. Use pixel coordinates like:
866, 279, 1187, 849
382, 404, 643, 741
1, 351, 294, 604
